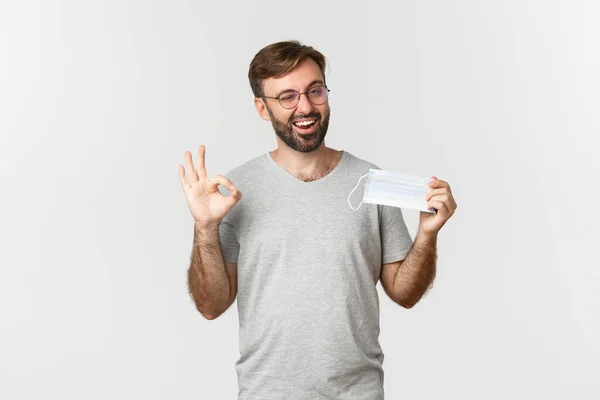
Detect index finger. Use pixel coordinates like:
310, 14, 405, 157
196, 145, 208, 181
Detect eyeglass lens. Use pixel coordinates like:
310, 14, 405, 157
279, 87, 328, 109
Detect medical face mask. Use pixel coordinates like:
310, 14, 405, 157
347, 169, 436, 213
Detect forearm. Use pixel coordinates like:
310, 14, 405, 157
187, 221, 231, 319
393, 233, 437, 308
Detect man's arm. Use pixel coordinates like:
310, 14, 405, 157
380, 233, 437, 309
381, 176, 456, 308
187, 221, 238, 320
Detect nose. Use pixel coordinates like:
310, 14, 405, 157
295, 92, 315, 114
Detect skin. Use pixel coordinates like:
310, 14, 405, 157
178, 146, 240, 319
254, 59, 342, 182
179, 58, 458, 318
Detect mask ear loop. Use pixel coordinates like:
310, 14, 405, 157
347, 173, 370, 211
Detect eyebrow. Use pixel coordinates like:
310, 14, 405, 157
278, 79, 324, 96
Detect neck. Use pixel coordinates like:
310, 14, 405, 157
270, 142, 342, 182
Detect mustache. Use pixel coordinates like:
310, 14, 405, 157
290, 113, 321, 123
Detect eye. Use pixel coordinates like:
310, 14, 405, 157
309, 87, 323, 95
279, 92, 297, 101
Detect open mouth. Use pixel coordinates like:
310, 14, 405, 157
292, 119, 318, 133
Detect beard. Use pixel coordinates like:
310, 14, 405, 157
265, 106, 331, 153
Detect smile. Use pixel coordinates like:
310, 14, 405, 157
293, 119, 317, 127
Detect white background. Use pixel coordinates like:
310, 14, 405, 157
1, 1, 598, 399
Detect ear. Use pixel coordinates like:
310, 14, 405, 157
254, 97, 271, 121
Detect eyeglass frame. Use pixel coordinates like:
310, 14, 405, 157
261, 85, 331, 109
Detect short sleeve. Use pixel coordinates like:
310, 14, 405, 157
218, 211, 240, 264
378, 204, 413, 264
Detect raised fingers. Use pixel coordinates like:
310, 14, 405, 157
178, 165, 190, 190
184, 151, 199, 184
196, 145, 208, 181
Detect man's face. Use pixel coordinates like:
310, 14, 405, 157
257, 59, 331, 153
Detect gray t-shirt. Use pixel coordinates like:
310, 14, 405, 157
218, 150, 413, 400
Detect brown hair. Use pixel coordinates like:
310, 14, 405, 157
248, 40, 327, 98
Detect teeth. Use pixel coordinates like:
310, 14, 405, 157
294, 120, 316, 127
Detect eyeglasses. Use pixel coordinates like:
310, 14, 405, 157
263, 85, 330, 109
